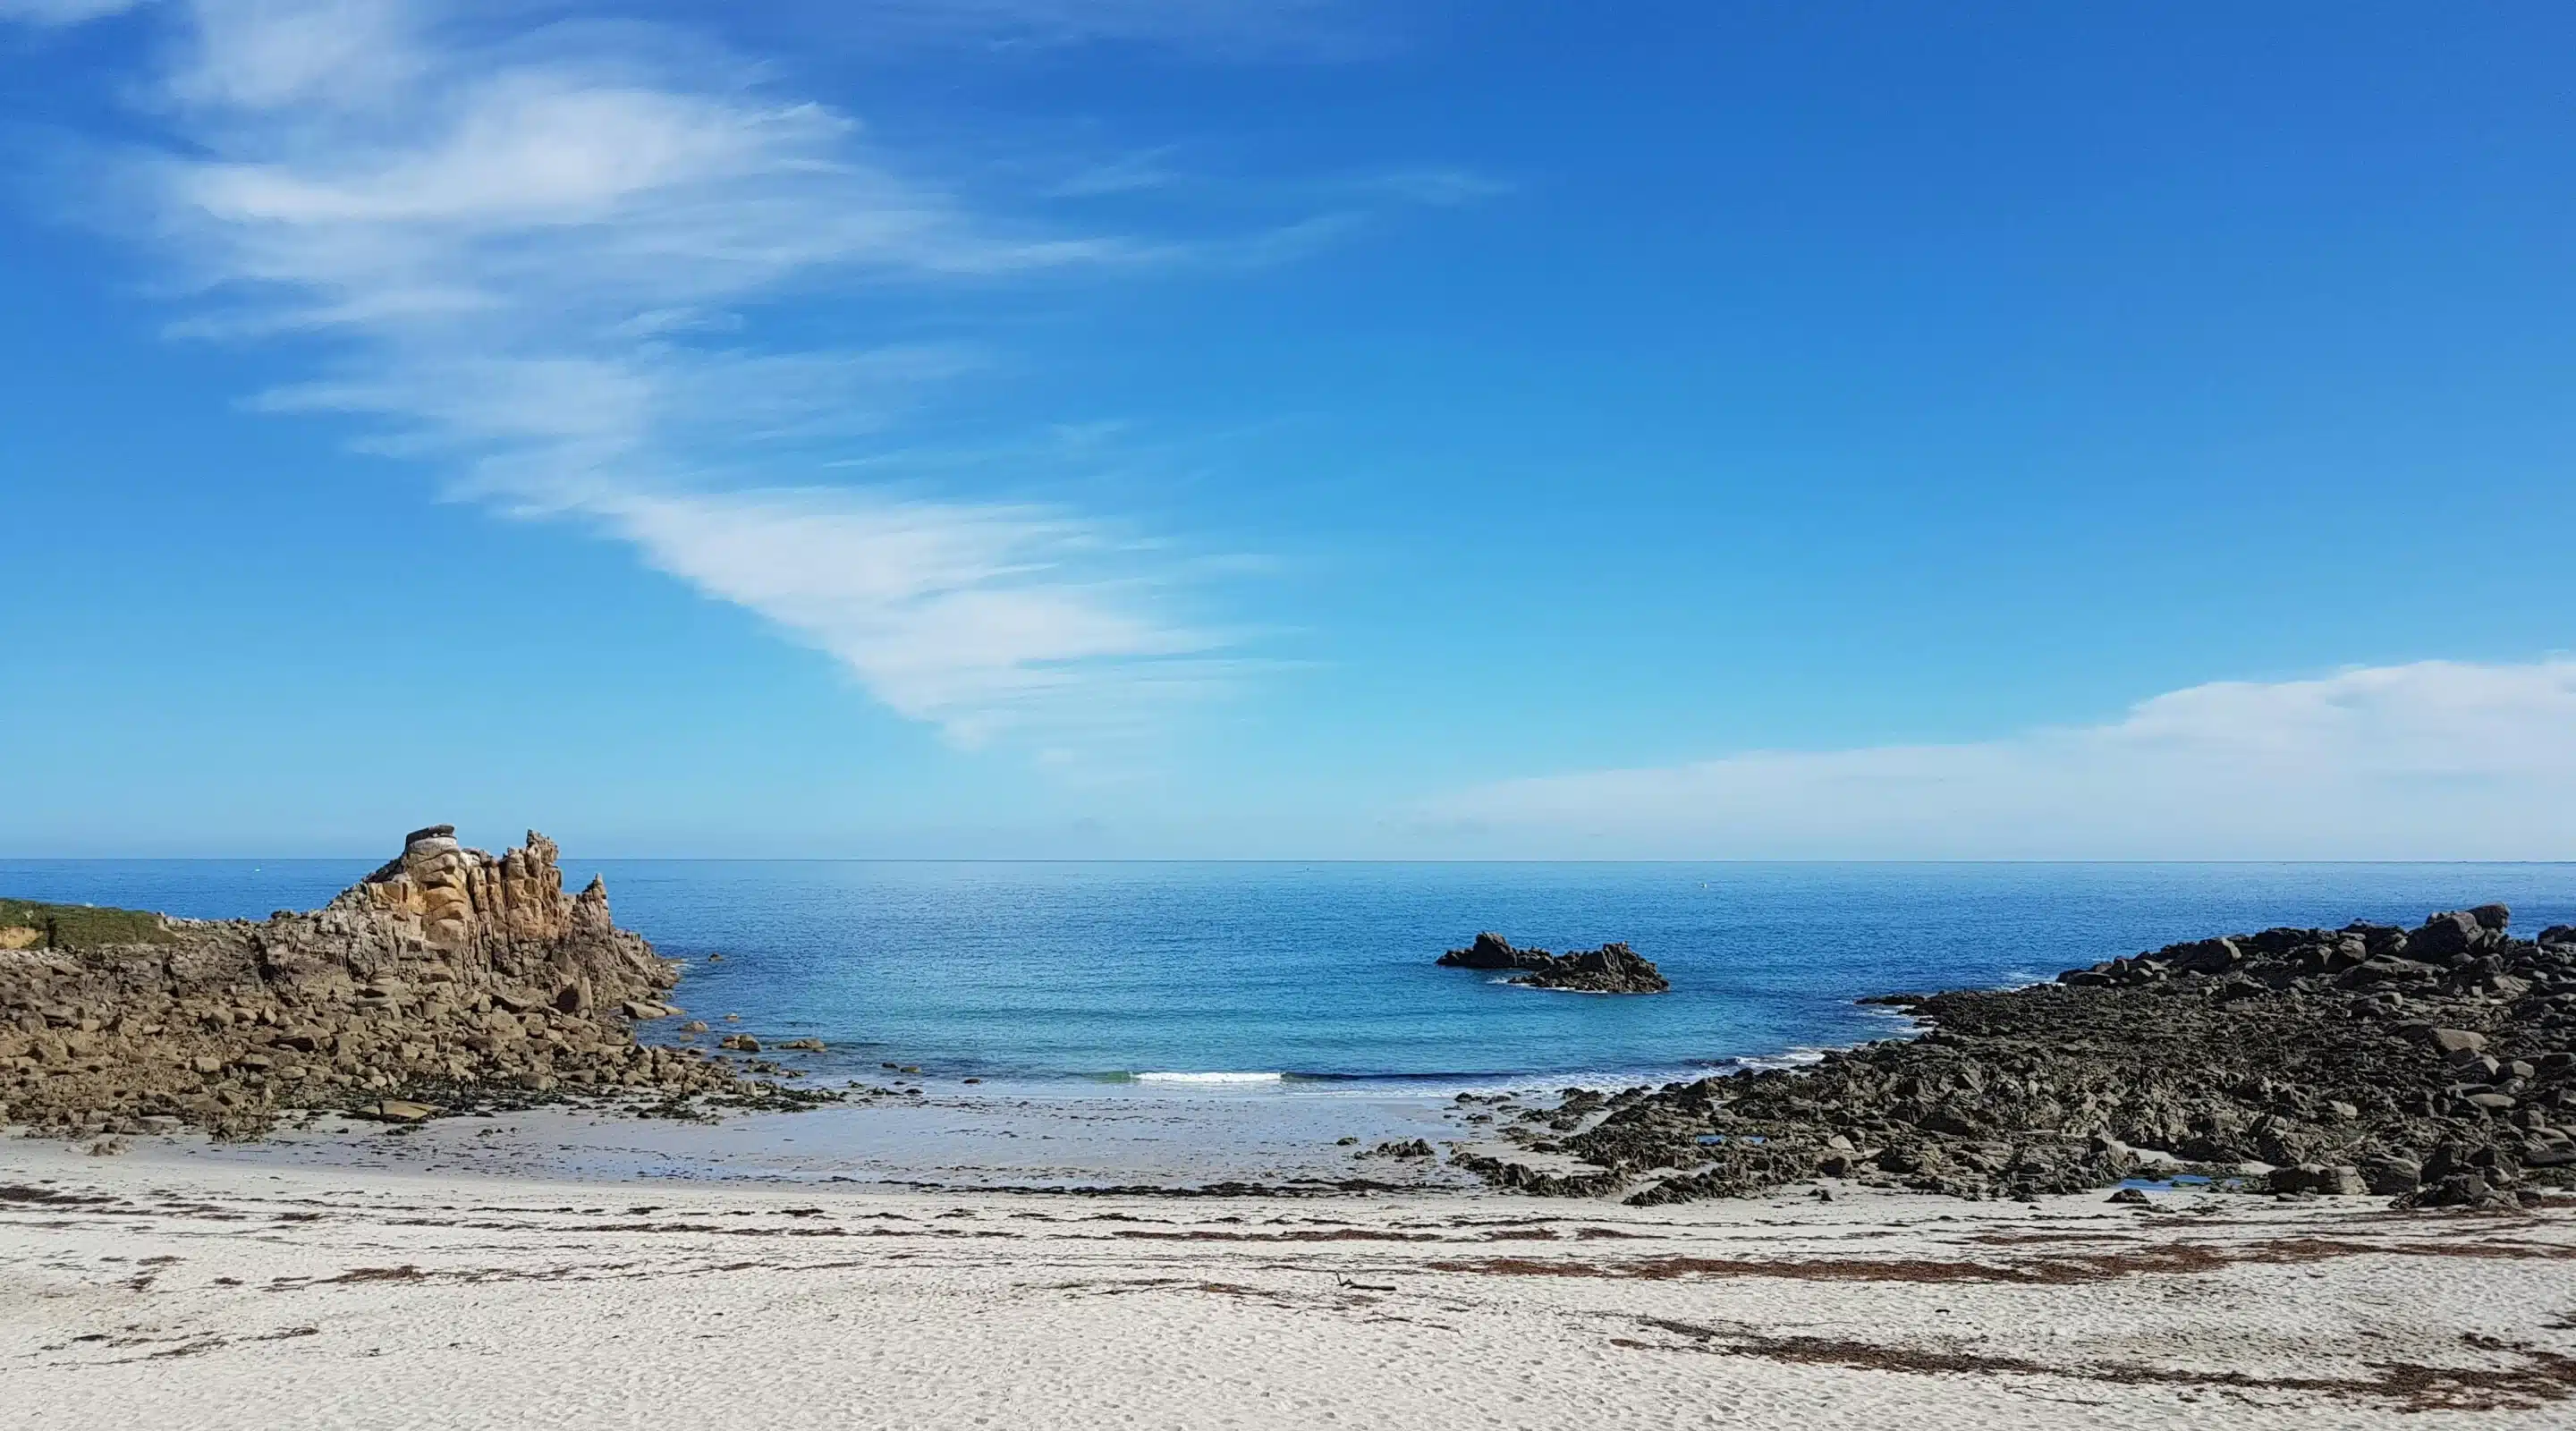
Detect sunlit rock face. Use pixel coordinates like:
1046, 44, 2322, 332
0, 826, 716, 1139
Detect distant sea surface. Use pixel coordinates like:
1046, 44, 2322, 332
4, 860, 2571, 1094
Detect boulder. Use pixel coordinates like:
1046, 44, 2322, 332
2428, 1028, 2488, 1059
2410, 1174, 2489, 1208
2167, 938, 2242, 975
2271, 1164, 2367, 1196
2361, 1156, 2422, 1196
2522, 1132, 2576, 1167
2411, 910, 2502, 962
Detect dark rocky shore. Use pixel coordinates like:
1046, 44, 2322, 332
1457, 906, 2576, 1211
0, 826, 802, 1139
1438, 933, 1670, 994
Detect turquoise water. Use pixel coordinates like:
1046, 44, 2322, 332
4, 859, 2571, 1091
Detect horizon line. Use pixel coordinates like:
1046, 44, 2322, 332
4, 855, 2573, 867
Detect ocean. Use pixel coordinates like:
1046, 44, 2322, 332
6, 859, 2572, 1097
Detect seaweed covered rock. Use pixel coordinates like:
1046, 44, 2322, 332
1461, 906, 2576, 1209
0, 826, 758, 1139
1437, 933, 1670, 994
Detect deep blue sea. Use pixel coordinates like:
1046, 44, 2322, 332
4, 860, 2571, 1093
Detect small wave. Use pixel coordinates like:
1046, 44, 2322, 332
1857, 1002, 1928, 1035
1725, 1046, 1830, 1072
1284, 1069, 1522, 1085
1133, 1071, 1286, 1084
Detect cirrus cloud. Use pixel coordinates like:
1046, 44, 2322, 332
68, 0, 1236, 746
0, 0, 145, 25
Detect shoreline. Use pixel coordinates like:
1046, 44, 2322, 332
10, 837, 2570, 1214
0, 1032, 1898, 1198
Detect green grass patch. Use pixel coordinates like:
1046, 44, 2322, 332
0, 897, 171, 950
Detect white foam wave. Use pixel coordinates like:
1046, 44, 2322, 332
1133, 1071, 1286, 1084
1729, 1046, 1830, 1072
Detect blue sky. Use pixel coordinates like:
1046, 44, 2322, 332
2, 0, 2572, 859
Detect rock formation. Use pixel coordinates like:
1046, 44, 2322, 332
0, 826, 763, 1139
1438, 933, 1670, 994
1456, 908, 2576, 1210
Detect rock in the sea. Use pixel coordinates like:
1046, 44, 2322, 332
1438, 932, 1550, 971
1436, 933, 1670, 994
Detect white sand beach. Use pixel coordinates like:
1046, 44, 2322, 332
5, 1126, 2572, 1430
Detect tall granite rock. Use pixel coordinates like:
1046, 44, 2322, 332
1, 826, 724, 1139
282, 825, 664, 1015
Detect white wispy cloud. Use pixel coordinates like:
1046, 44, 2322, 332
597, 487, 1231, 741
51, 0, 1246, 744
843, 0, 1385, 59
1419, 659, 2576, 859
0, 0, 143, 25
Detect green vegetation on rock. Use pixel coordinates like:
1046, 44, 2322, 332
0, 897, 171, 951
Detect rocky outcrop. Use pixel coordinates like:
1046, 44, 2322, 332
309, 825, 654, 1016
1438, 933, 1670, 994
0, 826, 759, 1139
1460, 907, 2576, 1210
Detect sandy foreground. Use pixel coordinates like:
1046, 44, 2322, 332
4, 1130, 2574, 1429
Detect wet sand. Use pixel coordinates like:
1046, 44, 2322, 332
143, 1088, 1478, 1191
